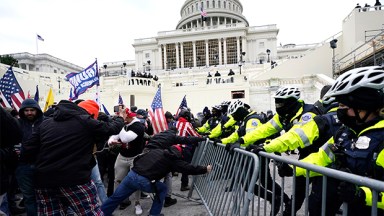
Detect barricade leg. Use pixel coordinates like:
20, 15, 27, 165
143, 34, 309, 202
308, 177, 341, 216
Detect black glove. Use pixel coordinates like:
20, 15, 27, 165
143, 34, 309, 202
245, 144, 257, 152
211, 138, 221, 146
337, 181, 365, 204
277, 163, 293, 177
252, 144, 266, 155
225, 142, 241, 154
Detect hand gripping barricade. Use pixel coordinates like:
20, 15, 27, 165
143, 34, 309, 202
185, 139, 384, 216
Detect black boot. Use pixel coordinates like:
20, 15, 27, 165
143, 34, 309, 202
270, 196, 281, 216
164, 197, 177, 207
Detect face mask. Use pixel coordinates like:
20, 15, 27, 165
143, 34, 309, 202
276, 101, 299, 119
337, 108, 357, 129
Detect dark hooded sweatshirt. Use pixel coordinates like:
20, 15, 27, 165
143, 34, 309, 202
21, 100, 124, 188
18, 98, 44, 162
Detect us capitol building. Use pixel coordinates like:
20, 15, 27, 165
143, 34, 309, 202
1, 0, 383, 114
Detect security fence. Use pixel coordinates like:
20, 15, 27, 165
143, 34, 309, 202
188, 140, 384, 216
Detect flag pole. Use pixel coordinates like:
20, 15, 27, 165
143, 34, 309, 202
36, 34, 38, 54
95, 58, 101, 110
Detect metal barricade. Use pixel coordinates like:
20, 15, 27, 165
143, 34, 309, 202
188, 140, 260, 216
256, 152, 384, 216
188, 140, 384, 216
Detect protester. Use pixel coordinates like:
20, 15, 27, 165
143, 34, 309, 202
146, 126, 205, 207
20, 100, 125, 215
108, 107, 145, 214
175, 109, 202, 191
0, 107, 22, 216
101, 145, 211, 216
15, 99, 45, 216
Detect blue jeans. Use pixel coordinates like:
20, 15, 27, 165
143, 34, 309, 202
91, 163, 108, 204
0, 193, 9, 216
15, 164, 37, 216
101, 170, 167, 216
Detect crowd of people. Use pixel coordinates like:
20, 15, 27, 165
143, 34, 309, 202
355, 0, 382, 11
1, 65, 383, 216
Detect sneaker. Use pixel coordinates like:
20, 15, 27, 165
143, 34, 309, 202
164, 197, 177, 207
119, 200, 131, 210
180, 185, 190, 191
141, 192, 150, 199
135, 203, 143, 215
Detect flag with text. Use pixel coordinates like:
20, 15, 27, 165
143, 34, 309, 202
66, 60, 99, 99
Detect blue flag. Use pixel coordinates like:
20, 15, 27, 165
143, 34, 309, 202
66, 60, 99, 99
102, 104, 110, 115
69, 88, 77, 101
175, 95, 188, 116
118, 93, 124, 105
34, 85, 39, 102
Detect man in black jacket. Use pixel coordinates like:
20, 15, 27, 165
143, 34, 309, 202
21, 100, 125, 215
15, 98, 44, 216
0, 106, 22, 215
101, 145, 211, 216
146, 127, 205, 207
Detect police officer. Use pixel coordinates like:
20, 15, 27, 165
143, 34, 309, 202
295, 66, 384, 216
197, 105, 223, 135
242, 87, 321, 215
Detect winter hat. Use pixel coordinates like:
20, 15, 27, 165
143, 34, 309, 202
125, 108, 137, 118
78, 100, 99, 119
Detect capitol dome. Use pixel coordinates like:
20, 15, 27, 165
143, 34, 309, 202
176, 0, 249, 29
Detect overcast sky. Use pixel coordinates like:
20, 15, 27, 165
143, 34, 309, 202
0, 0, 364, 67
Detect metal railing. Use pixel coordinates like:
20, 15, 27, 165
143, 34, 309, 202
189, 140, 384, 216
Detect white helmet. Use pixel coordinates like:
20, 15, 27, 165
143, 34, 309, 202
227, 100, 244, 115
324, 66, 384, 98
273, 87, 301, 99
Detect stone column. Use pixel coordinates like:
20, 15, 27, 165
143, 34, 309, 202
223, 38, 227, 65
193, 41, 197, 68
176, 43, 180, 68
205, 40, 209, 67
180, 43, 184, 68
218, 38, 222, 65
242, 36, 247, 57
163, 44, 167, 70
236, 37, 240, 62
158, 45, 163, 69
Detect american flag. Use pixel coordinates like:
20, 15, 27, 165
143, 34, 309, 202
37, 34, 44, 41
148, 87, 168, 134
118, 93, 124, 105
201, 5, 207, 19
0, 67, 25, 110
175, 95, 188, 117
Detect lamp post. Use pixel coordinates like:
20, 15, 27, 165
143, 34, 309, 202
57, 77, 61, 94
238, 52, 246, 74
330, 39, 338, 78
266, 49, 271, 63
123, 62, 127, 75
103, 64, 107, 76
147, 60, 151, 73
